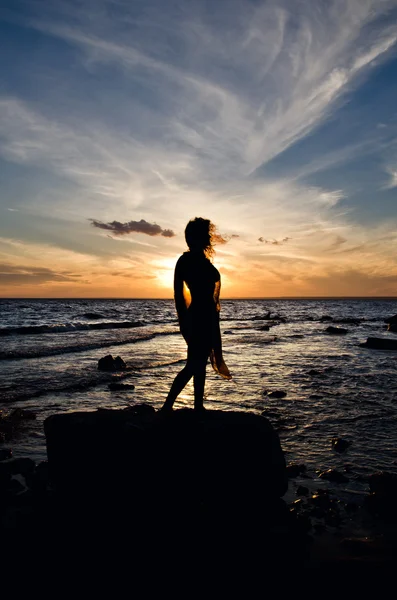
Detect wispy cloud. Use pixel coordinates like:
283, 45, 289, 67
0, 263, 81, 285
5, 0, 396, 181
385, 167, 397, 189
0, 0, 397, 296
90, 218, 175, 237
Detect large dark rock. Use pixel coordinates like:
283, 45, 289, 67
360, 337, 397, 350
97, 354, 126, 371
44, 406, 287, 513
0, 407, 314, 576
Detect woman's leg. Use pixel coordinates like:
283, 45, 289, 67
161, 352, 208, 411
193, 358, 207, 411
161, 362, 194, 411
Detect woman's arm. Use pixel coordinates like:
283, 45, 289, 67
174, 256, 191, 342
213, 279, 221, 313
174, 258, 186, 321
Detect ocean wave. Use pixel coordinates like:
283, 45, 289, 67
0, 320, 145, 336
0, 356, 187, 403
0, 329, 180, 361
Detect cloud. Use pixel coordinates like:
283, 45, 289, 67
258, 236, 291, 245
329, 235, 348, 251
90, 218, 176, 237
385, 168, 397, 189
212, 232, 239, 244
0, 263, 81, 285
305, 268, 397, 296
13, 0, 396, 183
1, 0, 397, 297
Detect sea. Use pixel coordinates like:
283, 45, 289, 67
1, 298, 397, 499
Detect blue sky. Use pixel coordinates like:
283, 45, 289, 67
0, 0, 396, 297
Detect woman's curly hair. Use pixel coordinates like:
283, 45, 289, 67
185, 217, 218, 259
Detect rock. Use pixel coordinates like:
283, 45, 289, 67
252, 312, 271, 320
324, 512, 341, 527
388, 323, 397, 332
44, 406, 288, 512
108, 382, 135, 391
31, 461, 50, 493
0, 448, 12, 461
268, 390, 287, 399
360, 337, 397, 350
7, 477, 25, 495
364, 471, 397, 521
8, 408, 36, 421
124, 403, 156, 416
286, 463, 306, 478
309, 490, 333, 509
384, 314, 397, 325
325, 326, 348, 335
260, 410, 279, 419
9, 458, 36, 476
318, 469, 349, 483
332, 437, 350, 453
320, 315, 333, 322
289, 512, 312, 534
0, 468, 11, 490
345, 502, 359, 513
291, 498, 304, 509
98, 355, 127, 371
368, 471, 397, 496
333, 317, 361, 325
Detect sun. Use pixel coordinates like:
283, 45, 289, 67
155, 256, 177, 291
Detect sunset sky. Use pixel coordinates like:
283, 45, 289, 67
1, 0, 397, 298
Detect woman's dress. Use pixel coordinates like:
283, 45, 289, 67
174, 251, 231, 380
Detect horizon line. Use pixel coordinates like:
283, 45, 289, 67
1, 296, 396, 301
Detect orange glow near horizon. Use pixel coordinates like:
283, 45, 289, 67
1, 240, 397, 299
1, 218, 397, 299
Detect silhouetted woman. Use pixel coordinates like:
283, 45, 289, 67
160, 217, 231, 413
